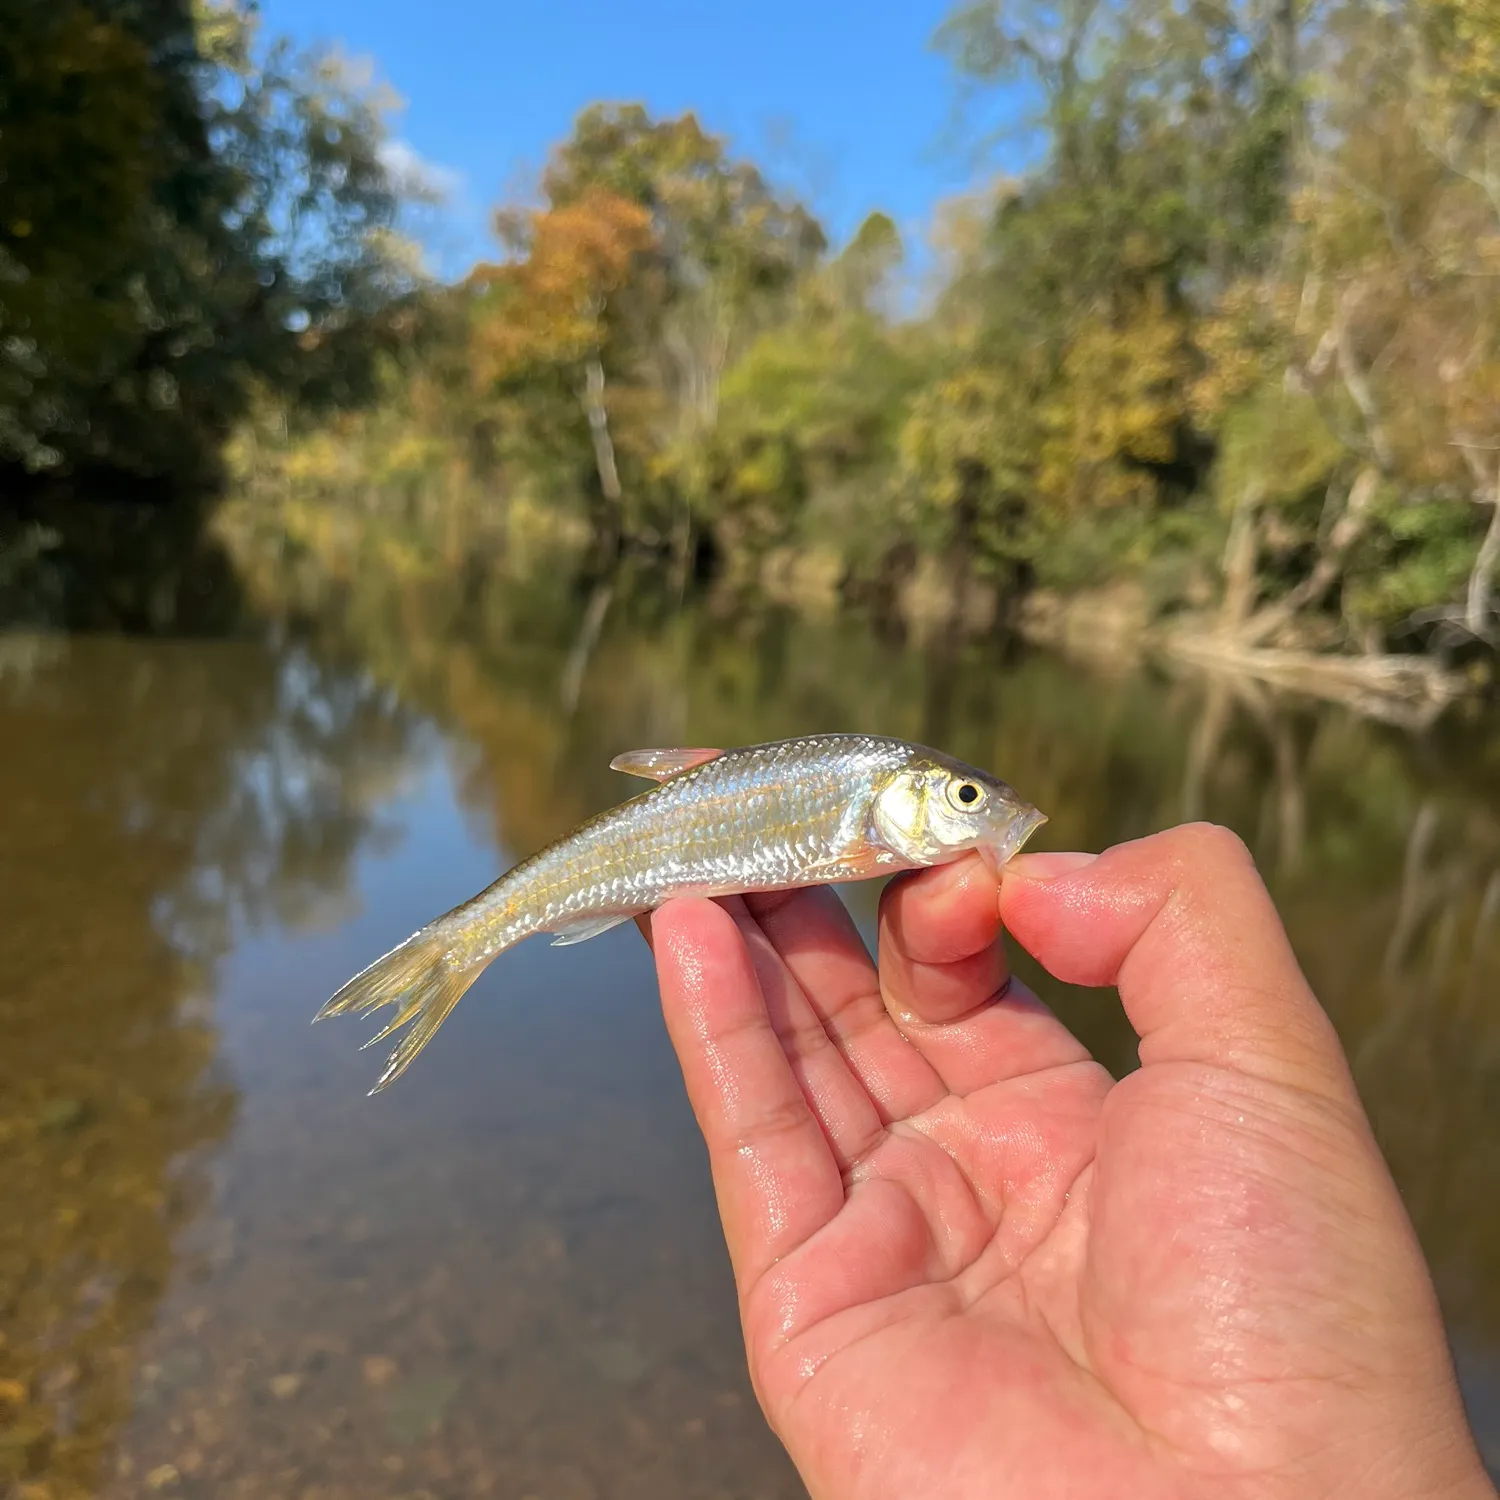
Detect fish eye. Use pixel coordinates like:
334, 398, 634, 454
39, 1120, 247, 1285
950, 780, 985, 810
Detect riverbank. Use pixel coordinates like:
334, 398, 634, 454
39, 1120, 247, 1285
744, 549, 1484, 730
2, 489, 1484, 735
1011, 583, 1479, 731
210, 480, 1496, 732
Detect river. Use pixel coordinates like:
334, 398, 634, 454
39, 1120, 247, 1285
2, 574, 1497, 1498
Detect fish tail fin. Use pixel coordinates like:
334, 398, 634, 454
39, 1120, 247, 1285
315, 924, 492, 1094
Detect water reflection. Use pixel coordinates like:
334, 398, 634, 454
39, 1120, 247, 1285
293, 570, 1500, 1468
1, 576, 1496, 1494
0, 634, 425, 1498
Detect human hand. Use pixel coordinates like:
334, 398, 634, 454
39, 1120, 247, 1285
643, 824, 1495, 1500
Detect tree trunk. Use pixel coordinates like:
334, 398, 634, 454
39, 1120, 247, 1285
1239, 465, 1379, 645
1335, 292, 1395, 474
1181, 680, 1233, 823
580, 352, 624, 559
559, 575, 615, 716
1270, 0, 1297, 86
1220, 480, 1264, 627
1464, 469, 1500, 638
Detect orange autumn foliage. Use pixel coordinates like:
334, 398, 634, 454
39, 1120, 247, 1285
468, 188, 655, 384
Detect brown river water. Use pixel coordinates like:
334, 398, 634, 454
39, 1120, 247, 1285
2, 575, 1498, 1498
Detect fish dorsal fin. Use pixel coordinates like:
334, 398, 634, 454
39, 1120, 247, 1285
609, 747, 724, 783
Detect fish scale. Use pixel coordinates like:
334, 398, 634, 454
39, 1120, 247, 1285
317, 734, 1045, 1092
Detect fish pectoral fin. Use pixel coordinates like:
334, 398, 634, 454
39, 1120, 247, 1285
801, 846, 909, 883
608, 747, 724, 782
548, 913, 637, 947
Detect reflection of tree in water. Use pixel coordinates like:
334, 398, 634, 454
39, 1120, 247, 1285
0, 635, 426, 1498
1172, 676, 1500, 1363
288, 567, 1500, 1365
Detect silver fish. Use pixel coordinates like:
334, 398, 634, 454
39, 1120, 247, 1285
317, 735, 1046, 1092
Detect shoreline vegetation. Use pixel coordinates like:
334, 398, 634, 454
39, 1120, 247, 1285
5, 1, 1500, 728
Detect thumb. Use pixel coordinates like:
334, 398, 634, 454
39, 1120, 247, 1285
1000, 823, 1354, 1100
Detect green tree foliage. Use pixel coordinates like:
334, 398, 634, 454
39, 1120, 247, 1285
900, 0, 1297, 586
660, 214, 926, 565
541, 104, 826, 432
1196, 0, 1500, 646
229, 105, 837, 570
224, 0, 1500, 664
0, 0, 414, 490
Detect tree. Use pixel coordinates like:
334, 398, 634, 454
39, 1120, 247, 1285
462, 106, 831, 562
470, 188, 655, 556
897, 2, 1278, 590
206, 0, 1500, 687
640, 209, 927, 587
1192, 0, 1500, 650
0, 0, 414, 491
543, 105, 826, 447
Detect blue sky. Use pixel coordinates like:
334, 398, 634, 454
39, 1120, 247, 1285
255, 0, 1034, 281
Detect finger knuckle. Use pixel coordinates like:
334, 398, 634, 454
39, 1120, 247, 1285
734, 1092, 813, 1153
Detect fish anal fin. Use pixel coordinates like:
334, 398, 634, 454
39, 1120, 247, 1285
549, 912, 636, 946
609, 747, 724, 782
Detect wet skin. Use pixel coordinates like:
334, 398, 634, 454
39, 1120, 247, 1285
640, 825, 1497, 1500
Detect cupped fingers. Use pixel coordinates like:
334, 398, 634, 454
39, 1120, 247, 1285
722, 895, 888, 1168
648, 897, 847, 1291
743, 886, 946, 1122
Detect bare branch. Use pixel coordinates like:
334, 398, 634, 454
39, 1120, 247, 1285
1464, 465, 1500, 639
1334, 290, 1395, 473
1239, 464, 1380, 645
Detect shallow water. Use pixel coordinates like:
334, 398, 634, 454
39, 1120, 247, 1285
2, 586, 1498, 1497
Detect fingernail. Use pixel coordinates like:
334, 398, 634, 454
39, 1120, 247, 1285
1005, 851, 1099, 881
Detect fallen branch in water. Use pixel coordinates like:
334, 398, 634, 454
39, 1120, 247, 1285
1157, 629, 1468, 730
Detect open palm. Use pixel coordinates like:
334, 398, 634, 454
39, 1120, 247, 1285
645, 826, 1491, 1500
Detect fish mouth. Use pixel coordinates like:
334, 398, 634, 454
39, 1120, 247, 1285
1015, 807, 1048, 850
976, 806, 1048, 871
999, 806, 1048, 865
